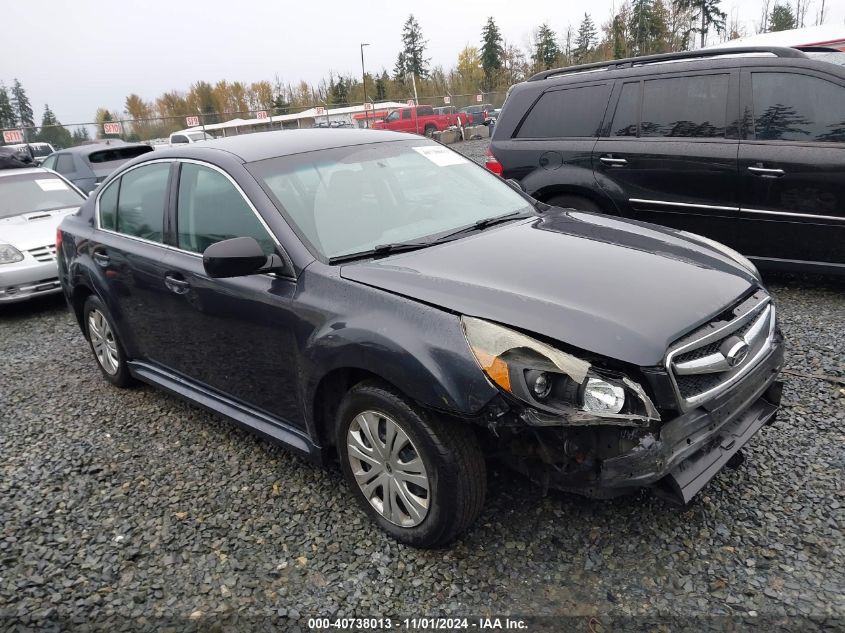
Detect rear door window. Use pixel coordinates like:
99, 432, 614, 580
516, 83, 611, 138
610, 82, 640, 137
640, 74, 729, 138
751, 72, 845, 142
115, 163, 170, 242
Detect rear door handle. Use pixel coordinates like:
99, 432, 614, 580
92, 251, 110, 267
599, 156, 628, 167
747, 166, 785, 178
164, 273, 191, 294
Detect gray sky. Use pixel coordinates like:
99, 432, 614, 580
4, 0, 843, 127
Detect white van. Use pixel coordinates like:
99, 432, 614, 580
169, 130, 216, 145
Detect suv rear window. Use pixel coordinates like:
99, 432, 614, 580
641, 74, 728, 138
87, 146, 153, 164
516, 84, 610, 138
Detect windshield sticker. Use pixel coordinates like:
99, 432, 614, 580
35, 179, 69, 192
412, 145, 469, 167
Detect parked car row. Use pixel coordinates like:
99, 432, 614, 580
55, 128, 784, 547
487, 46, 845, 274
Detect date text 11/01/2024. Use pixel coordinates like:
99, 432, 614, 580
307, 617, 529, 630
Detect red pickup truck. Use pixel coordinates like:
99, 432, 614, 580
372, 105, 462, 137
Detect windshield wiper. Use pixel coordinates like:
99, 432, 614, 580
328, 210, 535, 265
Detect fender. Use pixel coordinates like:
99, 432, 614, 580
297, 273, 498, 442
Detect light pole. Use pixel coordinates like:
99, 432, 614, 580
360, 43, 370, 128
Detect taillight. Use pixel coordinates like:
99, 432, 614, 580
56, 228, 63, 252
484, 148, 503, 176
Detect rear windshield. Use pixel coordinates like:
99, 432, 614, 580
0, 173, 84, 218
87, 146, 153, 164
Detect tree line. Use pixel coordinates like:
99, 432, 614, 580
1, 0, 829, 146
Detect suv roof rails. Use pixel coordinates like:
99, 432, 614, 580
527, 46, 808, 82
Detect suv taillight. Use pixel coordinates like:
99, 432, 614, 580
56, 228, 63, 252
484, 148, 503, 176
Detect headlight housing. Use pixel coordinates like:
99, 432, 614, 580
0, 243, 24, 265
462, 316, 659, 425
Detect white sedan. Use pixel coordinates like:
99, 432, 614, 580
0, 167, 86, 303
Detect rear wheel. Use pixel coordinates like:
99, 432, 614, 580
336, 381, 486, 548
83, 295, 133, 387
546, 194, 603, 213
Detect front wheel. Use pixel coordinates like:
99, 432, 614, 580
423, 124, 436, 138
336, 381, 486, 548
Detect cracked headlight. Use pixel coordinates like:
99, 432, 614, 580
0, 244, 24, 265
462, 316, 658, 424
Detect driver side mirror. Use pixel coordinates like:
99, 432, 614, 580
202, 237, 284, 278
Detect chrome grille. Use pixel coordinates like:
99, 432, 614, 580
28, 244, 57, 262
666, 290, 775, 410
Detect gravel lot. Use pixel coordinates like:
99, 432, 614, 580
1, 139, 843, 631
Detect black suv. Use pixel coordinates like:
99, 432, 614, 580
490, 47, 845, 274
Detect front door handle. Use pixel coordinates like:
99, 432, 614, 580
599, 156, 628, 167
164, 273, 191, 294
747, 166, 785, 178
92, 251, 110, 267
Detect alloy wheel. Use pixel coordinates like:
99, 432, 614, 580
88, 309, 120, 375
346, 410, 431, 527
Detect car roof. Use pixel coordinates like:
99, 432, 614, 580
146, 129, 415, 163
0, 166, 52, 179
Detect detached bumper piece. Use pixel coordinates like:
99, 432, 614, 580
661, 386, 778, 504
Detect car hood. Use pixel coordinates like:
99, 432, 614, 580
340, 210, 759, 367
0, 207, 79, 251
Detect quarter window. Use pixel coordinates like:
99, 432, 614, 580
55, 154, 75, 174
516, 84, 610, 138
115, 163, 169, 242
752, 72, 845, 142
640, 74, 728, 138
176, 163, 275, 255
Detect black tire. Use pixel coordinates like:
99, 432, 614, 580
335, 380, 486, 548
423, 124, 436, 138
546, 194, 603, 213
82, 295, 133, 387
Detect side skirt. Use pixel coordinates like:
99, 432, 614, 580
127, 361, 325, 464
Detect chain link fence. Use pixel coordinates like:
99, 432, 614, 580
1, 92, 508, 148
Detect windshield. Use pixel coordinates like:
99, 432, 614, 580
248, 140, 531, 260
0, 173, 84, 218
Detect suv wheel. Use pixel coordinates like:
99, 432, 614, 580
83, 295, 133, 387
336, 381, 486, 548
546, 194, 602, 213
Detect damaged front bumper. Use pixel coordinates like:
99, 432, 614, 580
496, 334, 785, 504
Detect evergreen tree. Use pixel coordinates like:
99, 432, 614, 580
0, 84, 14, 129
37, 104, 72, 148
674, 0, 726, 47
272, 94, 290, 116
532, 24, 561, 71
329, 74, 350, 105
10, 79, 34, 140
400, 15, 430, 78
480, 17, 504, 92
612, 14, 627, 59
574, 13, 598, 63
768, 2, 796, 31
393, 51, 407, 80
629, 0, 669, 56
375, 72, 388, 101
95, 108, 118, 138
71, 127, 91, 145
